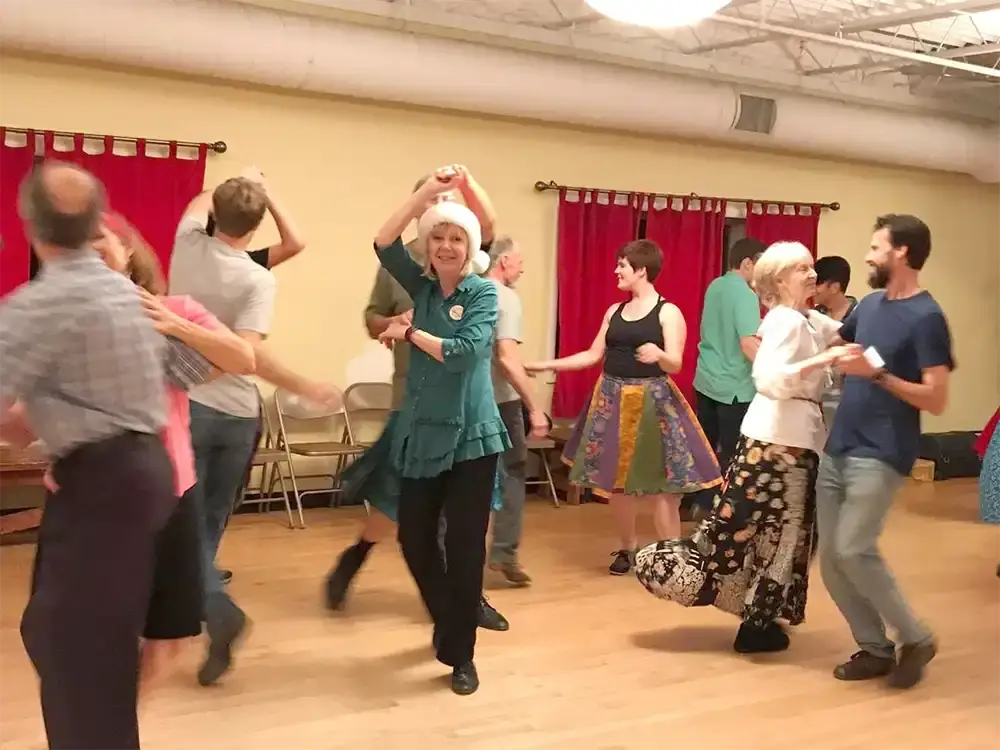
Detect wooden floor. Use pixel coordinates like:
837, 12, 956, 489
1, 479, 997, 750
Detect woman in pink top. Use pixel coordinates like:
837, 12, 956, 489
94, 214, 255, 683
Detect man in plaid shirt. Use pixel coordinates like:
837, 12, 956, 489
0, 162, 213, 750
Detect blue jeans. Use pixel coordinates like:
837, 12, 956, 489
816, 453, 933, 658
186, 401, 260, 596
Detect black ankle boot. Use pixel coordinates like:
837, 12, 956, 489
324, 539, 374, 610
733, 621, 790, 654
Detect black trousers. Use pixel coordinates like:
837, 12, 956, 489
398, 453, 498, 668
21, 432, 175, 750
694, 391, 751, 474
144, 493, 204, 640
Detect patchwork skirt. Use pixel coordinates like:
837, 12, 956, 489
980, 423, 1000, 525
340, 411, 504, 523
561, 373, 721, 498
634, 436, 818, 627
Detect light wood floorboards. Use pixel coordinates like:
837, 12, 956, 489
1, 479, 997, 750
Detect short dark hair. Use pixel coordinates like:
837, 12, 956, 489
875, 214, 931, 270
616, 239, 663, 282
815, 255, 851, 292
19, 161, 104, 250
211, 178, 267, 238
728, 236, 766, 269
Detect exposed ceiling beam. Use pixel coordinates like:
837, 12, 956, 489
708, 14, 1000, 77
805, 40, 1000, 76
690, 0, 1000, 55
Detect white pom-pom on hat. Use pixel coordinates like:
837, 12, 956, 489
417, 201, 482, 266
471, 249, 491, 275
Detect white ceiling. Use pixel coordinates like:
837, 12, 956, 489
244, 0, 1000, 121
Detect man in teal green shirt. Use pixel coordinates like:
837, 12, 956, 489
692, 237, 765, 478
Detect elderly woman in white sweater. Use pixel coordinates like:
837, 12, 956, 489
635, 241, 847, 655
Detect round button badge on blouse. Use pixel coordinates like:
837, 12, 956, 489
449, 305, 464, 321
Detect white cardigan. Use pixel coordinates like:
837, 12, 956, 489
740, 306, 842, 453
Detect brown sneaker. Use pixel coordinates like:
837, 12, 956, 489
489, 562, 532, 587
887, 640, 937, 689
833, 650, 895, 681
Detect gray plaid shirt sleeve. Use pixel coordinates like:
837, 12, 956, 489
0, 290, 70, 402
163, 336, 214, 391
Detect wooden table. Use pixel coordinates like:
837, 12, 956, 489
0, 443, 47, 540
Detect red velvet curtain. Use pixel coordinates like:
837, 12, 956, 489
1, 129, 40, 298
745, 203, 821, 256
644, 197, 727, 402
553, 190, 640, 419
42, 132, 207, 275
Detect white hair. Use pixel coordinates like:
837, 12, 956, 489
753, 241, 812, 308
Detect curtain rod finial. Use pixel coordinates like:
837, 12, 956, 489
210, 141, 227, 154
534, 180, 558, 192
830, 202, 840, 211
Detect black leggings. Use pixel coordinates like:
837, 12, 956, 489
397, 453, 498, 668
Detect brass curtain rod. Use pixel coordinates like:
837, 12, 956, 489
533, 180, 840, 211
3, 126, 227, 154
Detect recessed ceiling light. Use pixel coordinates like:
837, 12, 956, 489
584, 0, 733, 29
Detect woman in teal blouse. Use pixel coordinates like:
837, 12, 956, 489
374, 168, 511, 696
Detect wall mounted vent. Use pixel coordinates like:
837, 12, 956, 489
733, 94, 778, 134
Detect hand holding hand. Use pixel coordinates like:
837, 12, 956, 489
528, 409, 550, 440
835, 346, 880, 378
378, 319, 411, 346
138, 288, 184, 337
635, 343, 664, 365
300, 381, 343, 410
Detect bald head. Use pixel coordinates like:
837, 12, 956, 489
19, 161, 105, 250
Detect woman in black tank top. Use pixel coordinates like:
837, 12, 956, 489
526, 240, 721, 575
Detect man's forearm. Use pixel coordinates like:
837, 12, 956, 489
879, 374, 946, 415
253, 345, 312, 394
365, 313, 392, 339
499, 356, 541, 413
460, 177, 497, 243
266, 192, 306, 255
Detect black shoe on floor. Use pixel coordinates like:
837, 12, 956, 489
887, 640, 937, 689
833, 649, 895, 681
198, 595, 249, 687
609, 549, 635, 576
451, 661, 479, 696
324, 540, 374, 611
733, 621, 790, 654
220, 569, 233, 585
477, 596, 509, 631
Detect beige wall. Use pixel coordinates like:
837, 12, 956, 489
2, 54, 997, 433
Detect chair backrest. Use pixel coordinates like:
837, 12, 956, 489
273, 386, 350, 446
342, 382, 393, 444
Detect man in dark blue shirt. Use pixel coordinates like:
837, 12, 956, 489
818, 214, 953, 691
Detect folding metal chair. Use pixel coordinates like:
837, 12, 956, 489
272, 386, 366, 511
342, 381, 393, 447
239, 393, 303, 529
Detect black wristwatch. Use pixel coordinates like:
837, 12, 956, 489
404, 326, 417, 343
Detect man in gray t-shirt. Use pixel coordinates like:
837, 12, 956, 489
483, 237, 549, 586
169, 168, 335, 688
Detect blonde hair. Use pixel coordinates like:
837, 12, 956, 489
419, 222, 475, 279
753, 241, 812, 308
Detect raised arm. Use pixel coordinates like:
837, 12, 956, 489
374, 170, 458, 298
526, 304, 616, 373
454, 165, 497, 244
240, 167, 306, 268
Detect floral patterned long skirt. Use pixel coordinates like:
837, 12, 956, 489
634, 436, 819, 627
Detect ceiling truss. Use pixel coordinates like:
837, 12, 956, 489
237, 0, 1000, 122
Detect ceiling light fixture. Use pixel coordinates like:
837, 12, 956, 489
584, 0, 733, 29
